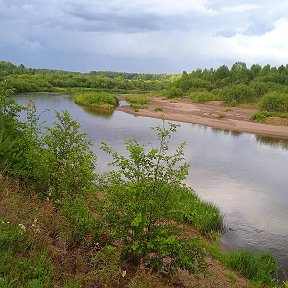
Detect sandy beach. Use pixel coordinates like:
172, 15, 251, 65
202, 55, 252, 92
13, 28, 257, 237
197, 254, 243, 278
117, 98, 288, 138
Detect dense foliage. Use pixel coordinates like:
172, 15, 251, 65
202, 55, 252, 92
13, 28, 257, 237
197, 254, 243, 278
0, 61, 170, 93
166, 62, 288, 112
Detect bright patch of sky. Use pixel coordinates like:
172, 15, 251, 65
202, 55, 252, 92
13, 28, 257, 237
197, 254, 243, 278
0, 0, 287, 72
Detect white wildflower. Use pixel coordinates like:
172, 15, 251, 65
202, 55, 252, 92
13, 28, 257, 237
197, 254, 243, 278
18, 223, 26, 231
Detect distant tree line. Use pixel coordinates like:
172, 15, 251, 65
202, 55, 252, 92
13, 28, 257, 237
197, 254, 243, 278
166, 62, 288, 112
0, 61, 175, 93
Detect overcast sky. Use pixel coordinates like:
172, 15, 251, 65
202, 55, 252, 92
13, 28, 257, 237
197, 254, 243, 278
1, 0, 288, 73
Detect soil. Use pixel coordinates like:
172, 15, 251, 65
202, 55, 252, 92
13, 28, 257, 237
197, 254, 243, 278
117, 98, 288, 139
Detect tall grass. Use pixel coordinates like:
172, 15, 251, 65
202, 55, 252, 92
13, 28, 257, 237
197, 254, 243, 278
226, 251, 278, 286
172, 187, 223, 235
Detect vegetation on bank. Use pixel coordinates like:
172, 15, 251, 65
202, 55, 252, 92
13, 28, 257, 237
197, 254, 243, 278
164, 63, 288, 123
1, 60, 288, 124
74, 92, 119, 112
0, 83, 282, 287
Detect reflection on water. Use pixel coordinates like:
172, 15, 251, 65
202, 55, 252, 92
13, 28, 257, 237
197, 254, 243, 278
15, 93, 288, 280
211, 127, 242, 137
81, 105, 114, 118
255, 135, 288, 151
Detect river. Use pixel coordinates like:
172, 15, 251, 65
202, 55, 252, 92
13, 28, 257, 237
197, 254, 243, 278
16, 93, 288, 279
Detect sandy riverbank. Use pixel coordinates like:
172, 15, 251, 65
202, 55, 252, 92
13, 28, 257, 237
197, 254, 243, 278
117, 98, 288, 138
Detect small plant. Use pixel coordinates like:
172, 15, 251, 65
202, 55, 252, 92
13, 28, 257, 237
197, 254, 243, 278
130, 104, 147, 112
154, 107, 163, 112
217, 112, 226, 119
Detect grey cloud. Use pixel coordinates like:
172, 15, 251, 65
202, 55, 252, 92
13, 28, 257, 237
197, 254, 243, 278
1, 0, 288, 73
243, 21, 274, 36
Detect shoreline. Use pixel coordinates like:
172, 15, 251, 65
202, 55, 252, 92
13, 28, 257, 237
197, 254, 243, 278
117, 98, 288, 139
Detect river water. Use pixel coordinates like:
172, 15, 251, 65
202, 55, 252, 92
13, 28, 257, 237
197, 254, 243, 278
16, 93, 288, 278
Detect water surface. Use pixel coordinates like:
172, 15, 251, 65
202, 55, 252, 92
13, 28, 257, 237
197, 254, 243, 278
16, 93, 288, 278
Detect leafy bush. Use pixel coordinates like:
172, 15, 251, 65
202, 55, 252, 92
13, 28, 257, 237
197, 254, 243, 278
221, 84, 256, 104
43, 111, 96, 201
60, 196, 99, 243
259, 92, 288, 112
188, 91, 218, 103
164, 87, 183, 98
101, 123, 206, 274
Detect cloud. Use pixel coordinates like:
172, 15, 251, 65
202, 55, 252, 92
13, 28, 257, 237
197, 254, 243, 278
221, 4, 260, 14
0, 0, 288, 72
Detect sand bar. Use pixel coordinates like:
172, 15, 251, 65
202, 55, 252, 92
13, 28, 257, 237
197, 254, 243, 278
117, 98, 288, 139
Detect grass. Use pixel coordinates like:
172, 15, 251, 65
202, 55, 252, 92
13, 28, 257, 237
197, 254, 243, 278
154, 107, 163, 112
0, 175, 279, 287
74, 91, 119, 111
125, 94, 150, 105
251, 111, 288, 122
226, 251, 278, 286
172, 187, 223, 236
130, 104, 148, 112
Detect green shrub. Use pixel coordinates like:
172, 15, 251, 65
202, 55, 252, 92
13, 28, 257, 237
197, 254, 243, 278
60, 196, 99, 243
164, 87, 183, 98
101, 123, 206, 274
188, 91, 218, 103
259, 92, 288, 112
221, 84, 256, 104
43, 111, 96, 201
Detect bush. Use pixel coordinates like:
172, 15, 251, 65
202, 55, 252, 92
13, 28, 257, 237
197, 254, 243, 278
101, 122, 206, 274
221, 84, 256, 104
188, 91, 218, 103
259, 92, 288, 112
43, 111, 97, 201
164, 87, 183, 98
